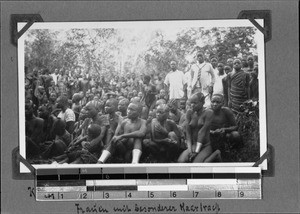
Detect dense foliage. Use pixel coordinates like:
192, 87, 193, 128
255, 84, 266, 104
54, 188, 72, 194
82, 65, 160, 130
24, 27, 257, 76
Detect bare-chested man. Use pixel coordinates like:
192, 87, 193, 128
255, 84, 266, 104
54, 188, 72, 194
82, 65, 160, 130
98, 101, 147, 164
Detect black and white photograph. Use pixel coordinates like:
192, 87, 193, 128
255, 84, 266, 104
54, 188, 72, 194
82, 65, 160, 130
18, 20, 266, 170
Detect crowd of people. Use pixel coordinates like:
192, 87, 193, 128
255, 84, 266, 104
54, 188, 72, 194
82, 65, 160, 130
24, 51, 259, 164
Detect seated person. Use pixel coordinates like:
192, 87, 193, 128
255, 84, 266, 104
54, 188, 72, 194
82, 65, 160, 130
35, 86, 48, 106
117, 98, 130, 117
46, 92, 58, 115
103, 98, 123, 146
72, 93, 82, 121
56, 95, 76, 134
179, 99, 187, 112
37, 105, 57, 142
75, 101, 108, 148
53, 124, 102, 164
25, 99, 44, 159
178, 92, 214, 163
210, 94, 241, 160
146, 98, 167, 126
168, 99, 183, 125
97, 101, 147, 164
40, 119, 71, 159
156, 89, 168, 101
144, 104, 185, 163
137, 92, 143, 101
130, 96, 141, 103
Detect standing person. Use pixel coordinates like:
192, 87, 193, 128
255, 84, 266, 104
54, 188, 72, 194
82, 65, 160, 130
226, 58, 234, 69
224, 65, 232, 75
241, 55, 249, 72
210, 56, 218, 73
222, 65, 232, 107
213, 63, 227, 95
72, 93, 82, 121
141, 75, 157, 119
177, 92, 214, 163
57, 69, 67, 96
249, 65, 259, 100
184, 63, 193, 99
51, 68, 59, 86
246, 55, 255, 73
190, 52, 215, 108
228, 59, 251, 113
154, 75, 164, 92
67, 74, 76, 100
164, 61, 187, 100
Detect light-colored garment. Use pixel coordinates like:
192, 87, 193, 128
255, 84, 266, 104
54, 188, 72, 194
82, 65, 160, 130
184, 71, 192, 98
190, 62, 215, 94
164, 70, 186, 99
213, 70, 227, 95
189, 62, 215, 107
58, 108, 76, 122
50, 73, 58, 85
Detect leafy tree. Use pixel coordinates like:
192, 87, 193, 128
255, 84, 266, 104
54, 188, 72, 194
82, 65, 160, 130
25, 26, 257, 76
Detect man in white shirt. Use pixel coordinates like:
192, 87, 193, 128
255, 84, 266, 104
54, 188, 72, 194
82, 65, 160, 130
50, 68, 59, 85
189, 52, 215, 108
213, 63, 227, 95
164, 61, 187, 100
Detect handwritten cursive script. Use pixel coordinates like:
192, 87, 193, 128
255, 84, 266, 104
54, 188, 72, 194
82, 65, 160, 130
75, 202, 220, 214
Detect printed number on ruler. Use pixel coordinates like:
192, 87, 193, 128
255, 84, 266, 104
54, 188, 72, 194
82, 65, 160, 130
79, 192, 88, 199
127, 192, 132, 198
239, 191, 244, 198
58, 193, 64, 199
104, 192, 110, 199
148, 192, 155, 198
171, 191, 177, 198
216, 191, 222, 198
193, 191, 199, 198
